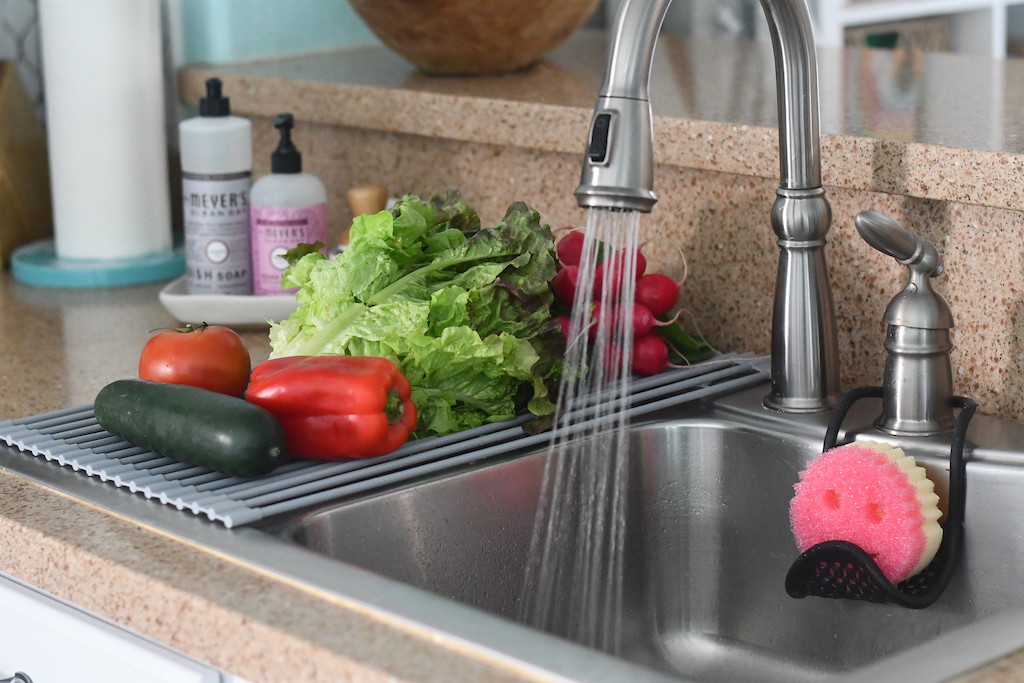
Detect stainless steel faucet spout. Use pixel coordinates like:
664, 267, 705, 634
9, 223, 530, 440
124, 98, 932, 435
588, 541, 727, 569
576, 0, 841, 413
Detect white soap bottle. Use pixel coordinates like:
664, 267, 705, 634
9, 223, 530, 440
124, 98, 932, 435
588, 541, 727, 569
179, 78, 253, 295
249, 113, 328, 296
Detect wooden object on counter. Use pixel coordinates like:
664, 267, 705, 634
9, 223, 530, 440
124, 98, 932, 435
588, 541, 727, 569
0, 61, 52, 267
341, 184, 389, 248
348, 0, 600, 74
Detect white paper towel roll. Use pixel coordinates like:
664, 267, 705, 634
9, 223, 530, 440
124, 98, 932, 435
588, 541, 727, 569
39, 0, 172, 261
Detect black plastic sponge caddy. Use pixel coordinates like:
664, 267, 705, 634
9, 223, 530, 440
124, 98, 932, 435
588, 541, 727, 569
784, 386, 976, 609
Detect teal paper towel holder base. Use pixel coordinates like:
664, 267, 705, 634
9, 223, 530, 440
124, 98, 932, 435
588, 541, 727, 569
11, 239, 185, 289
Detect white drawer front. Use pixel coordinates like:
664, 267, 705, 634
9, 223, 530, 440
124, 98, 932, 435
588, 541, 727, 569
0, 572, 223, 683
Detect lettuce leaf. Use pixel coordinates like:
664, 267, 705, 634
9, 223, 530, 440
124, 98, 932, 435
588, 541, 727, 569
269, 191, 562, 437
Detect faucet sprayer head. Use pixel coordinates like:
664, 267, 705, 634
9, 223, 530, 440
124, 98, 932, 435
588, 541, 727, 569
576, 0, 673, 214
575, 96, 657, 213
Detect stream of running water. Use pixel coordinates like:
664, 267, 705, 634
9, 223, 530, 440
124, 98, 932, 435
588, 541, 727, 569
519, 207, 642, 654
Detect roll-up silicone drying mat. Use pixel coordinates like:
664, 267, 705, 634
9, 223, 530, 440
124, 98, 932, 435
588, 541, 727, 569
0, 354, 768, 528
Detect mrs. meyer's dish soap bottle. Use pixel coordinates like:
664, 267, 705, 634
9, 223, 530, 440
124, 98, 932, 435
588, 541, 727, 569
250, 113, 327, 295
179, 78, 253, 294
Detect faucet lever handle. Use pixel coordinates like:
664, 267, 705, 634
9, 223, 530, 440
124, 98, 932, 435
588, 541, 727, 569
855, 209, 957, 435
854, 210, 943, 277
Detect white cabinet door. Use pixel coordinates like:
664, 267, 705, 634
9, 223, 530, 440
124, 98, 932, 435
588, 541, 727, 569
0, 572, 227, 683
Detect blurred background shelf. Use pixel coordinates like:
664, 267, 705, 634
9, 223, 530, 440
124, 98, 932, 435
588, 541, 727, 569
811, 0, 1024, 56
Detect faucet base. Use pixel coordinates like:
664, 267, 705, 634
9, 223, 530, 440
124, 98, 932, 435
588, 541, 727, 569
763, 395, 840, 414
762, 188, 840, 414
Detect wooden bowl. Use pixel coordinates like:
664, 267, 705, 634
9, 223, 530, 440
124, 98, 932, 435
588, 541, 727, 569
350, 0, 601, 74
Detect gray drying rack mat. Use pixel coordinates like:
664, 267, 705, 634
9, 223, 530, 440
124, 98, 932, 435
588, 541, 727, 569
0, 355, 768, 528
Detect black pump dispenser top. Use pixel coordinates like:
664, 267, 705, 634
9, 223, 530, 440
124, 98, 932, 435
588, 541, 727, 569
199, 78, 231, 117
270, 113, 302, 174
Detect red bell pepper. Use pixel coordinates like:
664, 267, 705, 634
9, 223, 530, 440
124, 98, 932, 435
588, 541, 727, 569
245, 355, 417, 460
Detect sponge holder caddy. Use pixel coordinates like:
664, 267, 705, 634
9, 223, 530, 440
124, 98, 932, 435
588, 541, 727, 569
784, 387, 975, 608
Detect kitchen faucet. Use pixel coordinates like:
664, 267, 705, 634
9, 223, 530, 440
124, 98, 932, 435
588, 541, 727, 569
576, 0, 840, 413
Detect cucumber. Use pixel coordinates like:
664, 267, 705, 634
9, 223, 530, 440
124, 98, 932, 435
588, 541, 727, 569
93, 379, 286, 478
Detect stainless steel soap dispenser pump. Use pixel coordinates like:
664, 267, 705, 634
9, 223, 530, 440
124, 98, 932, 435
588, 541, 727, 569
855, 210, 955, 435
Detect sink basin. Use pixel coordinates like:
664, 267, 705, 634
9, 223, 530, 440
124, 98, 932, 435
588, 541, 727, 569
279, 387, 1024, 682
290, 418, 825, 679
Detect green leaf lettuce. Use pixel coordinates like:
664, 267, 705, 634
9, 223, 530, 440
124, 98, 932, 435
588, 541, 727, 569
269, 191, 562, 437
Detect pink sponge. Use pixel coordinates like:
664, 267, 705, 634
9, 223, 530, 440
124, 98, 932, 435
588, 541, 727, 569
790, 440, 943, 583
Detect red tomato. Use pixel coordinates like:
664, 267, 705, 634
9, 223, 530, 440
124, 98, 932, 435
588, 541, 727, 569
138, 323, 252, 396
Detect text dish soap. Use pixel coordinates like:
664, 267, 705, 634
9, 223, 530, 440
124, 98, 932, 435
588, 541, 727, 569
250, 113, 328, 295
179, 78, 253, 294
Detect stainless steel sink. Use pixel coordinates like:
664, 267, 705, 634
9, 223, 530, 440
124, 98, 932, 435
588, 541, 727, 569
277, 390, 1024, 682
7, 382, 1024, 682
289, 418, 817, 679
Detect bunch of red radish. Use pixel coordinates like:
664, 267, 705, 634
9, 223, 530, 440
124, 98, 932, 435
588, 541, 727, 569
551, 229, 691, 376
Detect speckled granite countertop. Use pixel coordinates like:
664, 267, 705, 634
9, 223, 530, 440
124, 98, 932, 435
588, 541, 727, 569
4, 29, 1024, 682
